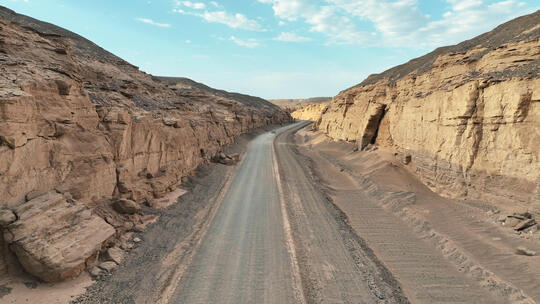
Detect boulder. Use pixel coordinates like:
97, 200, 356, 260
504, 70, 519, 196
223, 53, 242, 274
3, 192, 115, 282
212, 153, 240, 166
105, 247, 125, 265
120, 242, 134, 250
132, 224, 145, 233
112, 199, 141, 215
0, 209, 17, 227
88, 266, 104, 278
98, 261, 118, 272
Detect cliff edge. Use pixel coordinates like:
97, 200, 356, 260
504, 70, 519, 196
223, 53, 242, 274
316, 11, 539, 212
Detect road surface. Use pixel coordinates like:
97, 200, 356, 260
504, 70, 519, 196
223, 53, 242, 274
170, 122, 405, 303
170, 123, 304, 304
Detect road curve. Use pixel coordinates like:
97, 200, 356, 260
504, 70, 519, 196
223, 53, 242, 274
171, 122, 306, 304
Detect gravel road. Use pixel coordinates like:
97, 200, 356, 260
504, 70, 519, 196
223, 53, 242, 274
72, 123, 411, 303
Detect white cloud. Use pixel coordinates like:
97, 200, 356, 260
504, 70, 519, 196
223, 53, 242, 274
407, 0, 536, 47
177, 1, 206, 9
136, 18, 171, 28
202, 11, 264, 31
258, 0, 368, 44
230, 36, 260, 48
259, 0, 537, 47
174, 2, 264, 31
274, 32, 311, 42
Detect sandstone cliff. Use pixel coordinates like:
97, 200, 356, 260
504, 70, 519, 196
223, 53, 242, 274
291, 102, 330, 121
0, 6, 290, 282
270, 97, 331, 111
316, 11, 539, 213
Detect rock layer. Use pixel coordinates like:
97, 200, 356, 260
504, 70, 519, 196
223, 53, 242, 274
269, 97, 331, 111
291, 102, 330, 121
0, 6, 290, 281
316, 11, 540, 210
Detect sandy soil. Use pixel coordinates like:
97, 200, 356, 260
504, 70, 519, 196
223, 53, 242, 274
0, 274, 92, 304
294, 124, 540, 303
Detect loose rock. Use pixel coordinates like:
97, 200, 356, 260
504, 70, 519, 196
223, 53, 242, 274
112, 199, 141, 215
105, 247, 125, 265
88, 266, 104, 277
505, 217, 521, 227
98, 261, 118, 272
0, 209, 17, 227
132, 224, 145, 233
516, 246, 536, 256
514, 219, 536, 231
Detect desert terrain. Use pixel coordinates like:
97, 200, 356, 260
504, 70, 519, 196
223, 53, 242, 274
0, 4, 539, 304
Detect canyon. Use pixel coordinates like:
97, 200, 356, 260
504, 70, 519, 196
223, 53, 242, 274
0, 5, 290, 285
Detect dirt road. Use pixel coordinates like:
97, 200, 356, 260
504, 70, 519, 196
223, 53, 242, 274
169, 123, 303, 304
73, 122, 407, 303
170, 122, 407, 304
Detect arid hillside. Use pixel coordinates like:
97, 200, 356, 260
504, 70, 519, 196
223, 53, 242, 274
0, 6, 290, 283
270, 97, 331, 110
315, 11, 539, 212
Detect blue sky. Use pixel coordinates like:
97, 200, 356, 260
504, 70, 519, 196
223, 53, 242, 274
2, 0, 539, 99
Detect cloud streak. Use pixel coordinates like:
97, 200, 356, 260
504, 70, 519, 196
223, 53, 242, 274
273, 32, 311, 42
230, 36, 260, 48
136, 18, 170, 28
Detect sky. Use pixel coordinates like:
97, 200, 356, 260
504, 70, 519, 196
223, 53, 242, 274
2, 0, 539, 99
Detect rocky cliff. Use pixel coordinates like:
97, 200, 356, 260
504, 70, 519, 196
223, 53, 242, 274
0, 6, 290, 282
291, 102, 330, 121
270, 97, 331, 111
316, 11, 539, 212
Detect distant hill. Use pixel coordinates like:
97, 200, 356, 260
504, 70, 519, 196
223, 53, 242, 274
269, 97, 332, 110
154, 77, 280, 110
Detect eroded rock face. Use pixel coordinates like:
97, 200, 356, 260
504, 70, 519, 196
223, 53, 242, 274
0, 6, 291, 281
291, 102, 330, 121
316, 11, 540, 209
3, 192, 115, 282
